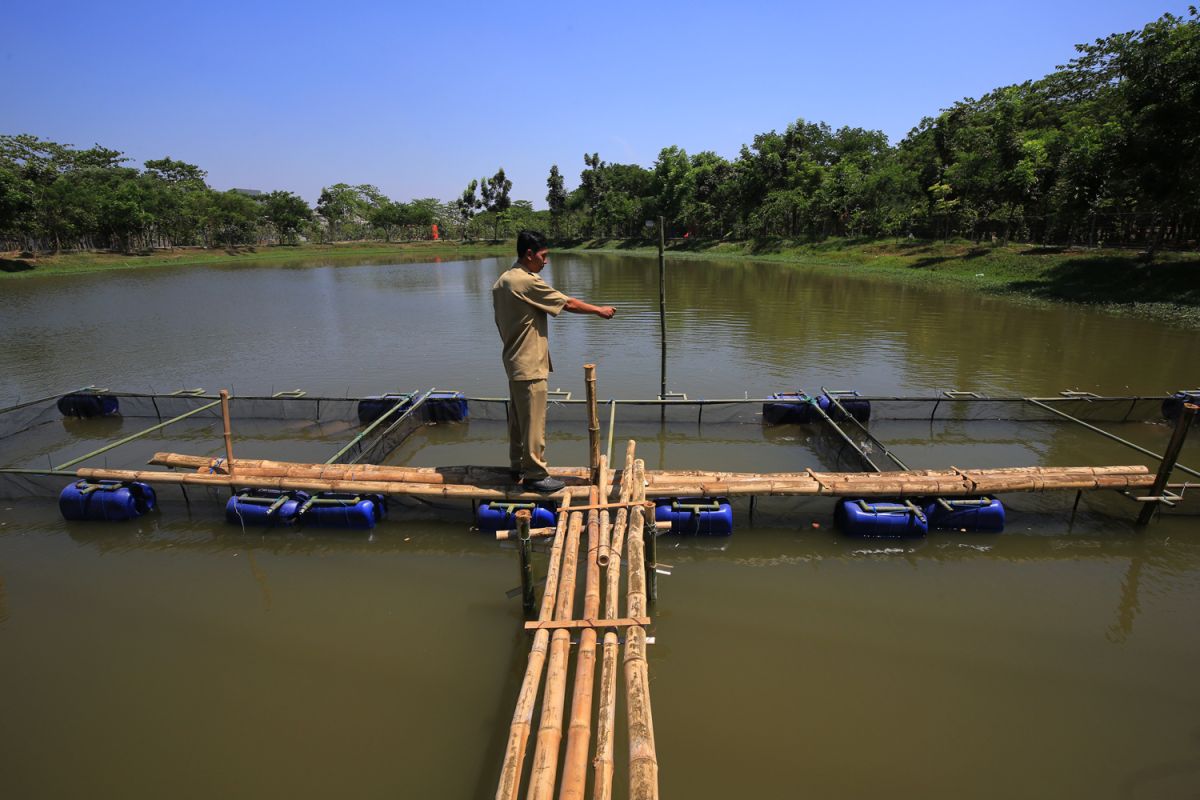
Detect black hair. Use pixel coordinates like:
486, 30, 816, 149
517, 230, 548, 259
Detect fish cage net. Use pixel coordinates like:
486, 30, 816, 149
3, 391, 1196, 509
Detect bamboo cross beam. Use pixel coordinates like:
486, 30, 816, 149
523, 617, 651, 631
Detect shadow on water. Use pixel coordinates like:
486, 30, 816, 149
1009, 255, 1200, 305
0, 257, 35, 273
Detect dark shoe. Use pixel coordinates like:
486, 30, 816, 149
523, 476, 565, 493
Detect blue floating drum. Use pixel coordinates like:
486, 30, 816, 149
60, 480, 156, 521
476, 502, 557, 533
297, 492, 387, 529
923, 497, 1005, 532
835, 499, 928, 537
226, 489, 309, 526
763, 392, 816, 425
57, 393, 120, 418
357, 394, 413, 426
654, 497, 734, 536
425, 391, 469, 423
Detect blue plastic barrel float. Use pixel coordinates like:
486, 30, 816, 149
225, 489, 309, 526
763, 392, 817, 425
424, 391, 469, 423
297, 492, 386, 530
817, 392, 871, 424
654, 497, 734, 536
357, 394, 413, 426
835, 499, 928, 537
60, 480, 157, 521
476, 502, 557, 533
1162, 391, 1200, 421
923, 497, 1005, 532
57, 393, 120, 418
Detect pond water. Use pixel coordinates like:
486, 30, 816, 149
1, 252, 1199, 799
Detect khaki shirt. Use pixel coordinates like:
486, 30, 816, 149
492, 264, 569, 381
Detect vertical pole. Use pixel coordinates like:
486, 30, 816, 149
516, 509, 536, 616
645, 504, 658, 606
658, 216, 667, 402
585, 364, 601, 485
1137, 403, 1197, 526
219, 389, 236, 478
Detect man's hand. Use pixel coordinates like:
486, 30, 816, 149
564, 297, 617, 318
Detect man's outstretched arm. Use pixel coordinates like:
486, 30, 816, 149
564, 297, 616, 319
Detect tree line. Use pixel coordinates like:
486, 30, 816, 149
2, 10, 1196, 254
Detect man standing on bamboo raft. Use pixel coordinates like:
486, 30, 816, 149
493, 230, 616, 493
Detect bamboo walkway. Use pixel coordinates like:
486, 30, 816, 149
496, 439, 658, 800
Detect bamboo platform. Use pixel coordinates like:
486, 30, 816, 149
496, 439, 658, 800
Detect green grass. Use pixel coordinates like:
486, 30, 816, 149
0, 240, 513, 279
559, 237, 1200, 327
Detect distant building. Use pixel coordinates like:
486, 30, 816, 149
232, 188, 264, 198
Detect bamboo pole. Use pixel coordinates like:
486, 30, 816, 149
496, 492, 575, 800
560, 488, 603, 799
585, 364, 601, 485
528, 510, 585, 800
79, 465, 1158, 501
597, 454, 611, 567
594, 439, 637, 800
151, 452, 1151, 488
219, 390, 235, 478
624, 459, 658, 799
54, 399, 224, 470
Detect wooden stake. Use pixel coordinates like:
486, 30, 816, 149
585, 364, 601, 484
517, 509, 536, 616
219, 390, 235, 478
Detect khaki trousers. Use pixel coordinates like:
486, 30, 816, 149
507, 378, 549, 480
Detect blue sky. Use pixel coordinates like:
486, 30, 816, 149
1, 0, 1182, 207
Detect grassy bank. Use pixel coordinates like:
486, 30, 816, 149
0, 240, 512, 279
560, 237, 1200, 327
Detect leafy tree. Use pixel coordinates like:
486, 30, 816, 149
479, 167, 512, 240
546, 164, 567, 237
261, 190, 312, 244
454, 179, 481, 240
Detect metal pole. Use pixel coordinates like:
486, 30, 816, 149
324, 391, 423, 465
810, 395, 882, 472
516, 509, 536, 616
1026, 398, 1200, 480
1137, 403, 1197, 526
585, 364, 601, 485
54, 398, 223, 470
821, 388, 910, 471
605, 400, 617, 466
220, 390, 236, 479
658, 216, 667, 402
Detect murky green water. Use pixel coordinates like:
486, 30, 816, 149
2, 253, 1199, 799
